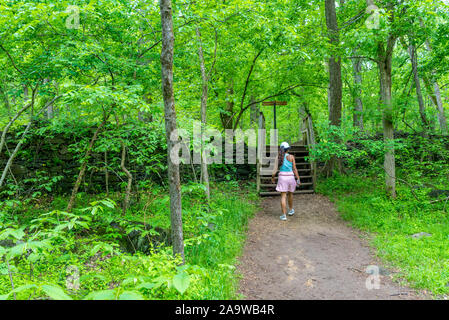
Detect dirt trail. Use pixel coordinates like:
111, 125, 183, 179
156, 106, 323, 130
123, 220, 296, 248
237, 194, 425, 300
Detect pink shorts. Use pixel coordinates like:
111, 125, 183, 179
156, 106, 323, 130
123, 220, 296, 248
276, 172, 297, 193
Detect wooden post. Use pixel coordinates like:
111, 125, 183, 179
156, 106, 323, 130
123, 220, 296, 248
262, 101, 287, 131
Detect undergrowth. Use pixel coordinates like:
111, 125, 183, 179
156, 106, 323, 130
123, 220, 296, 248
0, 181, 258, 300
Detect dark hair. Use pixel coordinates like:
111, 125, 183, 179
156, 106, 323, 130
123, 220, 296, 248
278, 146, 290, 169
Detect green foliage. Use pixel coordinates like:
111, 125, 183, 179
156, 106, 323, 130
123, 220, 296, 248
0, 181, 258, 300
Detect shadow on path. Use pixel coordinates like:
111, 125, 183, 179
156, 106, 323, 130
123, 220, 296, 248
237, 194, 425, 300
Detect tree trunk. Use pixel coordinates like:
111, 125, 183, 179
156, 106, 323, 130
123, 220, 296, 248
160, 0, 185, 262
0, 95, 51, 187
120, 141, 133, 215
421, 32, 448, 134
250, 96, 259, 128
23, 85, 29, 104
196, 27, 211, 201
324, 0, 343, 175
378, 40, 397, 198
0, 83, 12, 121
104, 151, 109, 196
423, 74, 448, 135
66, 118, 108, 212
0, 116, 34, 187
0, 102, 33, 155
408, 43, 431, 134
220, 81, 234, 130
366, 0, 397, 198
352, 56, 364, 131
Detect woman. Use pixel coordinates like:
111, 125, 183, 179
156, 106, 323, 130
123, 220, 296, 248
271, 142, 301, 221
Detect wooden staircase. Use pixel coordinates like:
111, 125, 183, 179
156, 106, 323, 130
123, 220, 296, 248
258, 144, 315, 196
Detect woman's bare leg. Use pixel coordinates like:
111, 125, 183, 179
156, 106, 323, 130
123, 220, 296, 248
288, 192, 293, 211
281, 192, 287, 215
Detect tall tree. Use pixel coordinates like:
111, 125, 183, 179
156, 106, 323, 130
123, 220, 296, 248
407, 39, 431, 134
367, 0, 397, 198
325, 0, 343, 175
196, 27, 216, 201
420, 18, 448, 135
351, 55, 364, 131
160, 0, 185, 262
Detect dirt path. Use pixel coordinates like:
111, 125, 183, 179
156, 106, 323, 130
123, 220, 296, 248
237, 194, 425, 300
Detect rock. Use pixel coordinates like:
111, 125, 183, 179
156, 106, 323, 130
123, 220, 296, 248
10, 164, 27, 176
378, 267, 390, 276
428, 190, 449, 198
0, 239, 16, 248
411, 232, 432, 239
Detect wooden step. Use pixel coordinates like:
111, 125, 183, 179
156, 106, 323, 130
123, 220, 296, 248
260, 169, 311, 177
261, 175, 312, 181
261, 162, 310, 167
260, 182, 313, 188
266, 145, 307, 148
259, 190, 315, 196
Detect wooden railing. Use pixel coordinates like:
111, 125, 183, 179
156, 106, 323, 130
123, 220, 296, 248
256, 110, 316, 193
301, 115, 317, 190
256, 111, 266, 193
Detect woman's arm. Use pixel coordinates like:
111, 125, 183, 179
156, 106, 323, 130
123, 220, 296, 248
290, 155, 300, 180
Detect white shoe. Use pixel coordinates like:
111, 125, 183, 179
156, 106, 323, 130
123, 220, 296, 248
280, 215, 287, 221
288, 209, 295, 216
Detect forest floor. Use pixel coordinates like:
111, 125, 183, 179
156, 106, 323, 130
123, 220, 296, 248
237, 193, 428, 300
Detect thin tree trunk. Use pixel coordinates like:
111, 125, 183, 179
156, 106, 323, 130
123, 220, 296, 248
423, 74, 448, 134
160, 0, 185, 262
324, 0, 343, 175
104, 151, 109, 196
23, 85, 29, 104
250, 96, 258, 128
0, 116, 34, 187
420, 29, 448, 134
196, 27, 210, 201
0, 94, 60, 156
0, 102, 33, 155
0, 95, 50, 187
352, 55, 364, 131
232, 49, 264, 131
66, 117, 108, 212
408, 43, 431, 134
0, 83, 12, 121
220, 80, 235, 130
120, 141, 133, 215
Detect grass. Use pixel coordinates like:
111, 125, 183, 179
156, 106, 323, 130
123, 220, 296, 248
317, 173, 449, 298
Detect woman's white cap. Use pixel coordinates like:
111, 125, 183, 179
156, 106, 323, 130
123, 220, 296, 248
280, 142, 290, 149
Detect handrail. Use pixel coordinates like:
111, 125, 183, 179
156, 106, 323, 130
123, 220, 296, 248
302, 115, 317, 191
256, 111, 266, 192
257, 110, 317, 194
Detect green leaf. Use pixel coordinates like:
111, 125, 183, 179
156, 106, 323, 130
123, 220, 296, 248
136, 282, 157, 290
41, 284, 73, 300
119, 291, 144, 300
85, 289, 116, 300
172, 272, 190, 295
